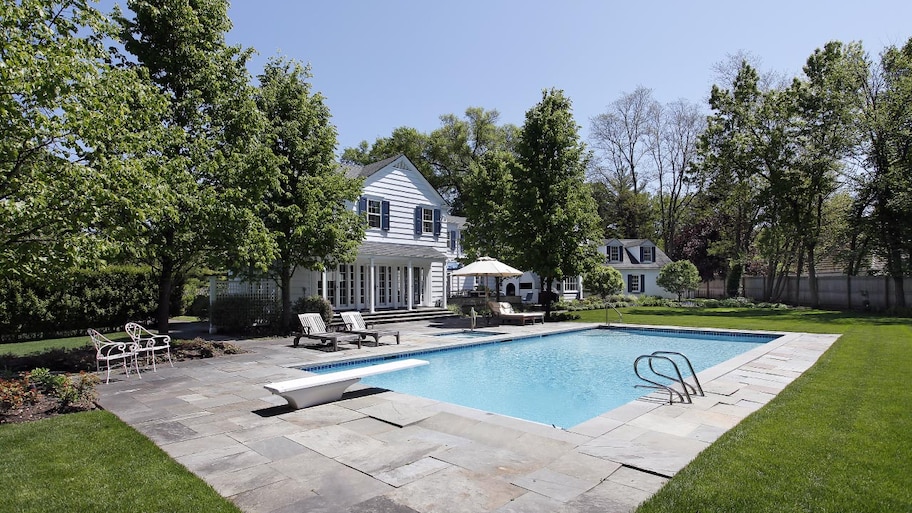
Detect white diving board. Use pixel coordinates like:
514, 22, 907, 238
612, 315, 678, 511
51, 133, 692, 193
264, 358, 429, 409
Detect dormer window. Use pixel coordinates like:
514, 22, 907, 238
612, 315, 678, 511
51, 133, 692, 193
642, 246, 654, 263
608, 245, 624, 262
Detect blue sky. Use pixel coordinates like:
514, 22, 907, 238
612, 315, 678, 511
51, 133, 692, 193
116, 1, 912, 154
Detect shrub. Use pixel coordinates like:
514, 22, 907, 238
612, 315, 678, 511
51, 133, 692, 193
0, 377, 38, 412
0, 266, 158, 342
293, 295, 333, 324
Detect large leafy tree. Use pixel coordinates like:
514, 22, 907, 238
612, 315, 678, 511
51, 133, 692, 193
509, 89, 602, 318
855, 38, 912, 308
1, 0, 167, 279
117, 0, 277, 333
254, 58, 365, 333
342, 108, 517, 214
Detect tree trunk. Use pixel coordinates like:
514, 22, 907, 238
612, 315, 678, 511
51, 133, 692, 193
157, 255, 173, 335
807, 244, 820, 309
280, 263, 293, 335
542, 276, 554, 320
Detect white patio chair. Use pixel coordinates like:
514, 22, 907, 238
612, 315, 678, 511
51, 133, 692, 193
88, 329, 141, 384
125, 322, 173, 372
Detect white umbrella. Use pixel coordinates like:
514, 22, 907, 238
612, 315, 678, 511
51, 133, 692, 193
450, 256, 523, 278
451, 256, 523, 307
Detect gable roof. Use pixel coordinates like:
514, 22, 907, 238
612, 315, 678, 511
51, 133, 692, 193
603, 238, 673, 269
346, 154, 447, 206
345, 154, 402, 179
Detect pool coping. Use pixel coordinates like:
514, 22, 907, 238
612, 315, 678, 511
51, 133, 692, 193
96, 321, 839, 513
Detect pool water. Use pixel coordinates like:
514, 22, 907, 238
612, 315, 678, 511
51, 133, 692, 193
310, 328, 776, 428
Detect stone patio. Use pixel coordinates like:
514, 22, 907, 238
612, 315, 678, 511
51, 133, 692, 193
96, 320, 839, 513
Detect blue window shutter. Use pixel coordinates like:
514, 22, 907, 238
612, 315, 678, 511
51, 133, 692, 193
414, 206, 422, 235
627, 275, 633, 293
619, 248, 624, 262
639, 247, 644, 262
433, 209, 441, 236
640, 274, 646, 293
381, 200, 390, 231
357, 197, 366, 215
449, 230, 456, 250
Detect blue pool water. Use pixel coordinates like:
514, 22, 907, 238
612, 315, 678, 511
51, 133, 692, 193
309, 328, 777, 428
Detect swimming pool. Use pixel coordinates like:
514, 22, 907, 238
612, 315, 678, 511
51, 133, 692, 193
307, 327, 779, 428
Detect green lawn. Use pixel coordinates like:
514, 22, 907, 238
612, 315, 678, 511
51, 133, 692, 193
576, 307, 912, 512
0, 332, 129, 357
0, 410, 240, 513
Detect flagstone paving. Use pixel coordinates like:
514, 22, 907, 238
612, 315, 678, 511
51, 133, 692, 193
96, 320, 838, 513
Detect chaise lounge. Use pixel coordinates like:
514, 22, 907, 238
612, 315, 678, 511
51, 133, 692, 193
293, 313, 362, 350
489, 301, 545, 325
340, 311, 400, 346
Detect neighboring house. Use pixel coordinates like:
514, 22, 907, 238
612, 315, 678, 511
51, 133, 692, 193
601, 238, 675, 298
226, 154, 453, 313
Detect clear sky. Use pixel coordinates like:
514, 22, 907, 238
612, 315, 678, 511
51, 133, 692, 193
121, 1, 912, 154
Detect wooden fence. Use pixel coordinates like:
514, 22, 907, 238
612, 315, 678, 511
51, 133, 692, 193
696, 275, 912, 311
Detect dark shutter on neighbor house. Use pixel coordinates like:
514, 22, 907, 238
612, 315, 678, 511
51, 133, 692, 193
381, 200, 390, 231
627, 274, 633, 293
449, 230, 456, 250
357, 196, 366, 215
640, 274, 646, 292
619, 247, 624, 262
414, 206, 422, 235
639, 247, 644, 262
433, 208, 441, 237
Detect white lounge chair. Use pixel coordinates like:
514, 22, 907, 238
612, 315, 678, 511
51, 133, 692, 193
88, 329, 141, 384
489, 301, 545, 325
293, 313, 362, 350
340, 311, 400, 346
125, 322, 173, 371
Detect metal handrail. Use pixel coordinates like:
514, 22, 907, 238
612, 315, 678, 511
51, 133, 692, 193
633, 354, 692, 404
604, 305, 623, 325
649, 351, 704, 397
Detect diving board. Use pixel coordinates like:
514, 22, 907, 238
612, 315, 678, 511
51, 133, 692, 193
264, 358, 429, 409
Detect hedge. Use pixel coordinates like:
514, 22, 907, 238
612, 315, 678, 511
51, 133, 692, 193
0, 267, 158, 343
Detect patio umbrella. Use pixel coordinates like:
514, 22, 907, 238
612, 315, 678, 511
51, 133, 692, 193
451, 256, 523, 305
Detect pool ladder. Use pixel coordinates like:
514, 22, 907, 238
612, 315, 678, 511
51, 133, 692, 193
634, 351, 705, 405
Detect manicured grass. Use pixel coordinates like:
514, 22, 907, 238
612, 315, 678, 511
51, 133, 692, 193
576, 307, 912, 512
0, 410, 241, 513
0, 332, 129, 357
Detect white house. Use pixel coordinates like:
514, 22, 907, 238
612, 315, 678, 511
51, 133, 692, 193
280, 154, 453, 312
600, 238, 675, 298
478, 238, 675, 302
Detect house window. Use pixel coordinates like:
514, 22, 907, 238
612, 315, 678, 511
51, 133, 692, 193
642, 246, 654, 263
562, 276, 578, 292
422, 208, 434, 233
366, 199, 381, 228
628, 274, 646, 293
608, 245, 623, 262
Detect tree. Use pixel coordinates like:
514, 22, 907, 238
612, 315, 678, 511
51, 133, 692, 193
649, 99, 705, 257
342, 108, 517, 215
657, 260, 701, 300
510, 89, 602, 318
460, 150, 516, 261
589, 86, 658, 239
254, 58, 365, 333
854, 38, 912, 308
1, 0, 168, 279
117, 0, 278, 333
585, 264, 624, 324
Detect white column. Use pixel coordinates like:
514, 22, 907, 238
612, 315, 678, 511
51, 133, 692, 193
369, 258, 376, 313
442, 265, 448, 309
321, 269, 328, 301
354, 263, 361, 310
407, 261, 414, 311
